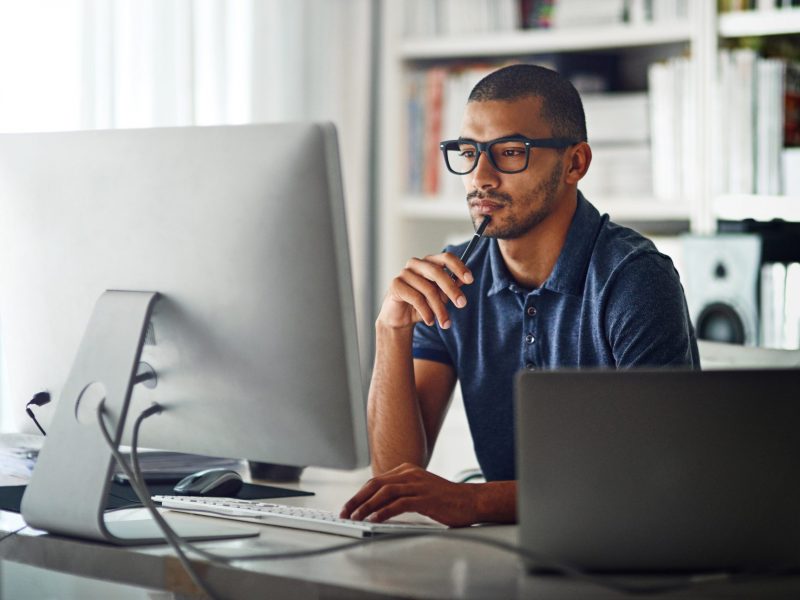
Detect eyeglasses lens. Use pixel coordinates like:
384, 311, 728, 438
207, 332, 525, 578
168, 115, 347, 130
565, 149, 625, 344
445, 141, 528, 174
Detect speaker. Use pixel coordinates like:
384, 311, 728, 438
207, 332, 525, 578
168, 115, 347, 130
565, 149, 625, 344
682, 234, 761, 346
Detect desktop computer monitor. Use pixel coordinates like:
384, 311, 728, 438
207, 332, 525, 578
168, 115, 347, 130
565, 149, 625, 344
0, 123, 369, 543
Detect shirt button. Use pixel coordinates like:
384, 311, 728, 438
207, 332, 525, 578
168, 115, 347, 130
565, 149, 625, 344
525, 334, 535, 344
526, 306, 537, 316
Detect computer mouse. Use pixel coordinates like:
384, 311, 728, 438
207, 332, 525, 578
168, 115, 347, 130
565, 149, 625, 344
173, 468, 244, 497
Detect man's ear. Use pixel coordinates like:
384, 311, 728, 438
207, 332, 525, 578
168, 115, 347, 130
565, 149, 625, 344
565, 142, 591, 184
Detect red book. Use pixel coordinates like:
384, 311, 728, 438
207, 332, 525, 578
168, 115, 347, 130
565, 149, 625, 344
423, 67, 447, 196
785, 63, 800, 147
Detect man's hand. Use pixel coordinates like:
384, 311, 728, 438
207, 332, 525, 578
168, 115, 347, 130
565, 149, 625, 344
339, 463, 480, 528
378, 253, 473, 331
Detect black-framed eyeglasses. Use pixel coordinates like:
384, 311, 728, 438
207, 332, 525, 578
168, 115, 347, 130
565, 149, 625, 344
440, 136, 577, 175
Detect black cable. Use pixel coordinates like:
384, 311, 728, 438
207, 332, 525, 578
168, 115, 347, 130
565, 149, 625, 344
0, 525, 28, 545
25, 391, 50, 436
95, 402, 222, 600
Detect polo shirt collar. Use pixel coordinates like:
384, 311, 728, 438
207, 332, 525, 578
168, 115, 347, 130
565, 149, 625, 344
486, 191, 601, 298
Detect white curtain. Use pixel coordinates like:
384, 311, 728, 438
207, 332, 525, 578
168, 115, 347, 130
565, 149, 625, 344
0, 0, 374, 426
80, 0, 373, 354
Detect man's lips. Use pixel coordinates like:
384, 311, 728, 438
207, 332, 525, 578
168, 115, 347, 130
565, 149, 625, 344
470, 200, 505, 213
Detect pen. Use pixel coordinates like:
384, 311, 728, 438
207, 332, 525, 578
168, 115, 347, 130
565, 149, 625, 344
445, 216, 491, 282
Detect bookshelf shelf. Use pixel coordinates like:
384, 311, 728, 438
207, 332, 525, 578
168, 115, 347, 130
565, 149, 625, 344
399, 22, 692, 59
591, 197, 692, 222
714, 194, 800, 222
718, 8, 800, 38
400, 196, 691, 222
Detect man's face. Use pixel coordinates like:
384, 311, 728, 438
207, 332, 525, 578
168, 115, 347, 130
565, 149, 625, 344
459, 97, 565, 239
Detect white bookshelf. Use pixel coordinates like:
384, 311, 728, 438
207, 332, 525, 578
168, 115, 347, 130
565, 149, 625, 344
713, 8, 800, 223
378, 2, 707, 296
377, 1, 800, 294
400, 196, 691, 222
376, 2, 800, 478
718, 7, 800, 38
400, 21, 692, 59
714, 194, 800, 222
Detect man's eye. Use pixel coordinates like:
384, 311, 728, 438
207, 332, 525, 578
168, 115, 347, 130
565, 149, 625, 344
459, 150, 475, 158
501, 148, 525, 157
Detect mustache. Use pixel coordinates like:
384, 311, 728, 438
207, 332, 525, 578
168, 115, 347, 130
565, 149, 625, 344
467, 190, 512, 204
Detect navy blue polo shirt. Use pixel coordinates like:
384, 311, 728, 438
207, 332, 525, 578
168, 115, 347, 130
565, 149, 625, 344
412, 192, 700, 482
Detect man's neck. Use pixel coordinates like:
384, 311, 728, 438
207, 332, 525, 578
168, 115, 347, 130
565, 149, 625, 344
497, 191, 578, 289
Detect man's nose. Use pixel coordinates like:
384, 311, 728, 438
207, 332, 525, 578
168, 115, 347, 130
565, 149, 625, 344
470, 151, 500, 191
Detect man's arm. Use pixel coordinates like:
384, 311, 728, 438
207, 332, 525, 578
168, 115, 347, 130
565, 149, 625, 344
340, 251, 516, 526
368, 334, 456, 473
365, 251, 472, 472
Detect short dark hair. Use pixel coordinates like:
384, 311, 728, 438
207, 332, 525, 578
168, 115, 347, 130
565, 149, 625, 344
468, 64, 587, 143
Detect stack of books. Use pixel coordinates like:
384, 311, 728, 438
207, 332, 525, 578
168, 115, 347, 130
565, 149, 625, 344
403, 0, 519, 37
648, 56, 697, 201
579, 92, 652, 200
715, 49, 795, 196
649, 50, 800, 200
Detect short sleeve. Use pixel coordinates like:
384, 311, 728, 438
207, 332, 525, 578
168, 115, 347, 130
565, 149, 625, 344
604, 252, 700, 368
412, 320, 453, 365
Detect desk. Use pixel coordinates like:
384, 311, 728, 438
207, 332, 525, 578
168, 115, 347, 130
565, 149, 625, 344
1, 468, 799, 599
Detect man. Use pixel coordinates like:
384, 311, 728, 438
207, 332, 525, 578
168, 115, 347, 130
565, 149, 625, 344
340, 64, 699, 527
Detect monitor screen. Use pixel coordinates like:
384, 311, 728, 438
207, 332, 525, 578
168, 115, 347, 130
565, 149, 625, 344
0, 123, 369, 474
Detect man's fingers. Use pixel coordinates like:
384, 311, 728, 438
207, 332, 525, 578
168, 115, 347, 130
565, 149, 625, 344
349, 483, 414, 522
340, 465, 421, 519
395, 268, 452, 328
365, 497, 417, 524
340, 477, 383, 518
390, 279, 435, 326
426, 252, 474, 286
406, 257, 469, 311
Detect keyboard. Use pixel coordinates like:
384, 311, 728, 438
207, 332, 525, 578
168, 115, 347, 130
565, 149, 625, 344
152, 495, 448, 539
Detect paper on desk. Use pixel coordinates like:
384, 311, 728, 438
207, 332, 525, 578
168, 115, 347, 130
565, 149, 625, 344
0, 433, 243, 486
0, 433, 43, 484
113, 448, 243, 481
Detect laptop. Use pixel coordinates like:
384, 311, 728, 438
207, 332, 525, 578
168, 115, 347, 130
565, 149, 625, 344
515, 368, 800, 574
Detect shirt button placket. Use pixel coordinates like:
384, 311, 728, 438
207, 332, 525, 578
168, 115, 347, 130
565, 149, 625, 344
524, 301, 538, 369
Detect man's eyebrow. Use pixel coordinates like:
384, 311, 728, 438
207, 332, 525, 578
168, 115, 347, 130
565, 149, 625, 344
457, 133, 528, 142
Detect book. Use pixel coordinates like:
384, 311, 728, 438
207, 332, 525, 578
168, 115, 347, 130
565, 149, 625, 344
755, 59, 784, 195
784, 262, 800, 349
786, 62, 800, 146
782, 147, 800, 196
582, 92, 649, 144
760, 262, 786, 348
423, 67, 447, 196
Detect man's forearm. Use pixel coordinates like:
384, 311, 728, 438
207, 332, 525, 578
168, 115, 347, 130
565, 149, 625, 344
368, 322, 428, 474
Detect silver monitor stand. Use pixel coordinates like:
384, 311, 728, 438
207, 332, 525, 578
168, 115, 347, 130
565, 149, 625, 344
21, 291, 257, 544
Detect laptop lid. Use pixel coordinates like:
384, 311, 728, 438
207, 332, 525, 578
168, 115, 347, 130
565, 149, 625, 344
515, 369, 800, 573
